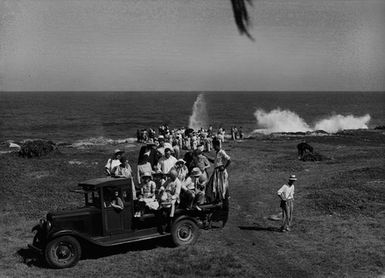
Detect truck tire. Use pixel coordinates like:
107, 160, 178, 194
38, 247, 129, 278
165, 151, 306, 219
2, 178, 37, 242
44, 236, 81, 268
171, 219, 200, 246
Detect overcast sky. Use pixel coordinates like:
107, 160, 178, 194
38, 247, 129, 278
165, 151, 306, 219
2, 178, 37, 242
0, 0, 384, 91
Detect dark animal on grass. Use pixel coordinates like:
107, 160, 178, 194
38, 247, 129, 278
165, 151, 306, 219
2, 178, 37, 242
297, 141, 313, 160
301, 152, 325, 162
19, 140, 58, 158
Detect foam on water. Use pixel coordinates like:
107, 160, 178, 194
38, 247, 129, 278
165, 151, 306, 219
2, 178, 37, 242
314, 114, 371, 133
71, 136, 137, 148
253, 108, 371, 134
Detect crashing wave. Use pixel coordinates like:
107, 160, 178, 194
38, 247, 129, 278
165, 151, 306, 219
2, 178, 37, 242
71, 137, 137, 148
253, 108, 371, 134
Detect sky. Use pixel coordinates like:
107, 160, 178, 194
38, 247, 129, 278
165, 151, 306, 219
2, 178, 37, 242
0, 0, 384, 91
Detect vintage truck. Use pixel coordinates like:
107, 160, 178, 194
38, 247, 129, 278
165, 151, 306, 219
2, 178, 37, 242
28, 177, 228, 268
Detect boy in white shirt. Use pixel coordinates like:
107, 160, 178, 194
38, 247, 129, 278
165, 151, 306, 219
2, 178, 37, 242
277, 175, 297, 232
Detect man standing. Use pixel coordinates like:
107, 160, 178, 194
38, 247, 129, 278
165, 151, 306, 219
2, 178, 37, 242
156, 148, 177, 174
138, 142, 160, 171
157, 136, 173, 156
277, 175, 297, 232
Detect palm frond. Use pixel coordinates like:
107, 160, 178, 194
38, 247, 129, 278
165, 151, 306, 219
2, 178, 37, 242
230, 0, 254, 40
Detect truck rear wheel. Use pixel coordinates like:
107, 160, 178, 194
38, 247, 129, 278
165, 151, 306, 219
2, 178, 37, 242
44, 236, 81, 268
171, 219, 200, 246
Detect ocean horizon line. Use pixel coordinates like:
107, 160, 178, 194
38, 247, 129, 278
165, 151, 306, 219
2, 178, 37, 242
1, 90, 384, 94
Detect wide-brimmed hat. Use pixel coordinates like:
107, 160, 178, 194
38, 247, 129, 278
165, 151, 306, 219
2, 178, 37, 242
176, 159, 186, 164
142, 172, 152, 179
191, 167, 201, 177
114, 149, 124, 155
289, 174, 297, 181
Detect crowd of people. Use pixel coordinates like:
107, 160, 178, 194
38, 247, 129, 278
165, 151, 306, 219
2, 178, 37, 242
136, 124, 244, 152
104, 128, 231, 222
105, 124, 298, 233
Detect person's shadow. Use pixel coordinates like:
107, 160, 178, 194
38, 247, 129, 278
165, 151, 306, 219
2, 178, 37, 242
238, 225, 281, 232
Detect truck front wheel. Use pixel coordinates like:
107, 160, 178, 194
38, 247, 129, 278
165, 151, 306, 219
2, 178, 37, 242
44, 236, 81, 268
171, 219, 200, 246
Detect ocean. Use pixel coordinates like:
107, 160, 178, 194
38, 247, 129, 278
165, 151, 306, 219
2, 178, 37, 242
0, 92, 384, 145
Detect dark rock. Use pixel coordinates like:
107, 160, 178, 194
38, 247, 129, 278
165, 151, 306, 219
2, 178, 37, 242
19, 140, 59, 158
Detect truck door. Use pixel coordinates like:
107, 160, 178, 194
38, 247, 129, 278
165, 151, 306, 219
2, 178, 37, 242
103, 187, 132, 235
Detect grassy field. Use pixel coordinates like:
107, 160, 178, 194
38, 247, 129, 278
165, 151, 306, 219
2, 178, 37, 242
1, 130, 385, 277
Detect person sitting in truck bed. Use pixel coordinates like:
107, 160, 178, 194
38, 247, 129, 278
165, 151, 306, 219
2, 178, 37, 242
136, 172, 159, 217
181, 167, 206, 210
111, 156, 133, 179
170, 159, 189, 182
158, 169, 181, 218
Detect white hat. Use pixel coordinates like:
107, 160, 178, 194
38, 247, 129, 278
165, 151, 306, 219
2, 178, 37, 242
114, 149, 124, 155
142, 172, 152, 179
176, 159, 186, 164
191, 167, 201, 177
289, 174, 297, 181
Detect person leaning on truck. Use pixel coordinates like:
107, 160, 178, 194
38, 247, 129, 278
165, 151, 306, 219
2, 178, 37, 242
277, 175, 297, 232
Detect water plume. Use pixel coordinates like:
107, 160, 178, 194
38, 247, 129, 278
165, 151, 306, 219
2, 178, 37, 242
254, 109, 311, 133
314, 114, 371, 133
189, 93, 208, 131
253, 108, 371, 134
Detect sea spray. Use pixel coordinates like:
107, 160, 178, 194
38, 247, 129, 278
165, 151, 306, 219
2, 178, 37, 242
71, 136, 137, 148
189, 93, 208, 130
314, 114, 371, 133
254, 108, 311, 133
253, 108, 371, 134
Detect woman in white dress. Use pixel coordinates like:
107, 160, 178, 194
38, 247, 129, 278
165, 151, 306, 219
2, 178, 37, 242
206, 138, 231, 203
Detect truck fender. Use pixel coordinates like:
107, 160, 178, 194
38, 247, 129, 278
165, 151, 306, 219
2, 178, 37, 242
47, 230, 97, 246
173, 215, 199, 226
32, 224, 41, 233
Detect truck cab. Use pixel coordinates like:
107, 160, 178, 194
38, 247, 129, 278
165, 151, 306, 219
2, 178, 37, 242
29, 177, 228, 268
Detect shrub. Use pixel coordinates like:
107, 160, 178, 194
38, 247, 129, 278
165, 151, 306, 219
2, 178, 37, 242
19, 140, 59, 158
